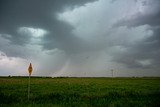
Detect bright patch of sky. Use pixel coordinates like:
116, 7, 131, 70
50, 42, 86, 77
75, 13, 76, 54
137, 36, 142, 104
18, 27, 48, 38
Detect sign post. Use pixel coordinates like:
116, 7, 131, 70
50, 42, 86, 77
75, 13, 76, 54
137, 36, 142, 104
28, 63, 32, 100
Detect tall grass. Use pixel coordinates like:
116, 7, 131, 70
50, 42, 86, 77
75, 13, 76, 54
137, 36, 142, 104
0, 77, 160, 107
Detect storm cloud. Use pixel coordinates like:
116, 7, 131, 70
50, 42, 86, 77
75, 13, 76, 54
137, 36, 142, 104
0, 0, 160, 77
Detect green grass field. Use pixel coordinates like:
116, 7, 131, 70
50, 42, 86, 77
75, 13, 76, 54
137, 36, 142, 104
0, 77, 160, 107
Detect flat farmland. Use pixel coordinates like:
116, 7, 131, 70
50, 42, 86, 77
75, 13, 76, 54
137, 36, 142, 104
0, 77, 160, 107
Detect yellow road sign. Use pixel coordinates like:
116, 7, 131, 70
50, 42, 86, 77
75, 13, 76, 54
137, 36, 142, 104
28, 63, 32, 76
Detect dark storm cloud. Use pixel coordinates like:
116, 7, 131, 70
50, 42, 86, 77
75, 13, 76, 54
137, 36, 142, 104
42, 20, 91, 54
0, 0, 96, 57
0, 0, 96, 31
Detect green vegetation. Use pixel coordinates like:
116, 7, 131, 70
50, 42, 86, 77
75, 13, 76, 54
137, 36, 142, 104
0, 77, 160, 107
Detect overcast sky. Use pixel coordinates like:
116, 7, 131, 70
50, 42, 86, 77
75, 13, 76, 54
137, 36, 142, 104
0, 0, 160, 77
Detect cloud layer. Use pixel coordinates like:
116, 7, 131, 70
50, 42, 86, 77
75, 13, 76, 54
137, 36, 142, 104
0, 0, 160, 77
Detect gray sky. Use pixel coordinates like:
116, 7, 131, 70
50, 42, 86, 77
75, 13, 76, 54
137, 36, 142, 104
0, 0, 160, 77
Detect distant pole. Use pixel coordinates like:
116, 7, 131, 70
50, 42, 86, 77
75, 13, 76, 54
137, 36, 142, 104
111, 69, 113, 77
28, 63, 33, 100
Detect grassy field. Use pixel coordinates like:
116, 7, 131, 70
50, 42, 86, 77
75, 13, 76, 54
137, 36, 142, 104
0, 77, 160, 107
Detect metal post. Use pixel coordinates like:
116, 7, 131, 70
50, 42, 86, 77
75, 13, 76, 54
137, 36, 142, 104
28, 74, 30, 100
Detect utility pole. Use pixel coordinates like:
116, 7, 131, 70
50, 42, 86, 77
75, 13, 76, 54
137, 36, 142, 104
111, 69, 114, 77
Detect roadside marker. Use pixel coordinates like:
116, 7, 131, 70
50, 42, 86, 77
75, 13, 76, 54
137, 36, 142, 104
28, 63, 33, 100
